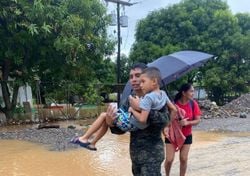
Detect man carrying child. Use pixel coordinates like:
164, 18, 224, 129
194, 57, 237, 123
71, 63, 177, 175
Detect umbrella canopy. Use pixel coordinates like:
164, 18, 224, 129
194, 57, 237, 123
120, 50, 214, 104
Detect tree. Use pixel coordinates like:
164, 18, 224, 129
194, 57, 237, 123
0, 0, 114, 120
116, 54, 131, 84
129, 0, 250, 104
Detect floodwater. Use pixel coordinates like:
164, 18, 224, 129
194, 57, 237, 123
0, 126, 249, 176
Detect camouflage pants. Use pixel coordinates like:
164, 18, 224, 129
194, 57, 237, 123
130, 137, 164, 176
132, 161, 162, 176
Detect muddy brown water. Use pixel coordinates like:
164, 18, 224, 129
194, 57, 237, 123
0, 123, 249, 176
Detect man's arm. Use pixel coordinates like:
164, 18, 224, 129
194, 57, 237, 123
106, 104, 126, 134
106, 104, 117, 126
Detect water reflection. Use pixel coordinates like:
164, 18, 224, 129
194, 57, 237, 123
0, 127, 249, 176
0, 131, 131, 176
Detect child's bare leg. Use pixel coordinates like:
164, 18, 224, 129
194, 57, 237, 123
79, 112, 107, 143
88, 122, 109, 148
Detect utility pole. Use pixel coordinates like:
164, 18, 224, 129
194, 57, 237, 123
105, 0, 136, 107
116, 1, 121, 107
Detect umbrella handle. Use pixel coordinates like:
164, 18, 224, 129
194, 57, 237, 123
161, 80, 173, 102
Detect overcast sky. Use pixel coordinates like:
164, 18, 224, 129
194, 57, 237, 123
105, 0, 250, 56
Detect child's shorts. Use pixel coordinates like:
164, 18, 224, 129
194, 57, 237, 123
114, 109, 138, 132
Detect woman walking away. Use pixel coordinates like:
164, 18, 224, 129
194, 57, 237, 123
164, 83, 201, 176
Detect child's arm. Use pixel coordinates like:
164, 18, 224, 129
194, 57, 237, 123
129, 107, 149, 124
129, 95, 141, 111
166, 101, 177, 121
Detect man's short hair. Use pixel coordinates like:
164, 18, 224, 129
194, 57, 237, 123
141, 67, 162, 85
131, 63, 147, 70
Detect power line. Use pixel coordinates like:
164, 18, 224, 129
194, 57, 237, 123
105, 0, 137, 107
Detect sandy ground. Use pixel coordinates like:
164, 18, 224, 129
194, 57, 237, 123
165, 131, 250, 176
194, 116, 250, 132
0, 116, 249, 176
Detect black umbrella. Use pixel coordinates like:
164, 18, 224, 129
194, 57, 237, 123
121, 50, 214, 103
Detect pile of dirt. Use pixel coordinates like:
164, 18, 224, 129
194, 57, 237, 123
198, 100, 232, 119
198, 93, 250, 119
223, 93, 250, 114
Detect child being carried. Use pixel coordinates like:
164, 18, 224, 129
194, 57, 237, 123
71, 67, 170, 150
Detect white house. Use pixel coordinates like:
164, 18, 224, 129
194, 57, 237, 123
0, 83, 33, 107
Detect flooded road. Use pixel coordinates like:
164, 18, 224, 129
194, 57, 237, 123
0, 128, 249, 176
0, 130, 131, 176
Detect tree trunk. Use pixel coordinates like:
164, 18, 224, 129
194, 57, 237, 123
1, 81, 11, 110
11, 84, 19, 110
4, 109, 13, 120
1, 59, 11, 109
0, 59, 19, 120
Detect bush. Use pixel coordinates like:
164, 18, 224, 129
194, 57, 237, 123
83, 81, 104, 105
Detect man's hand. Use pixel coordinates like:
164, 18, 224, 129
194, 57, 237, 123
129, 95, 140, 110
128, 107, 134, 113
163, 126, 170, 138
106, 104, 117, 126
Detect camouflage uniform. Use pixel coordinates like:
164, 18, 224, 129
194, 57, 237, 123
130, 109, 168, 176
111, 95, 169, 176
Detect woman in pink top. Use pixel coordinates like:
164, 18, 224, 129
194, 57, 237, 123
164, 83, 201, 176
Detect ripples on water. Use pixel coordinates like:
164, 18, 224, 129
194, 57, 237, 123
0, 131, 131, 176
0, 123, 249, 176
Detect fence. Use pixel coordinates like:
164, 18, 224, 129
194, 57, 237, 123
0, 80, 121, 123
0, 80, 245, 123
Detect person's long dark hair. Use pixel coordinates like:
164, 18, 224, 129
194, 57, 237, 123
174, 83, 193, 102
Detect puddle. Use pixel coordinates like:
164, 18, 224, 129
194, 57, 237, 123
0, 131, 131, 176
0, 123, 249, 176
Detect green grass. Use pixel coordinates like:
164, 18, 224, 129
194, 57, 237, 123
74, 104, 97, 109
